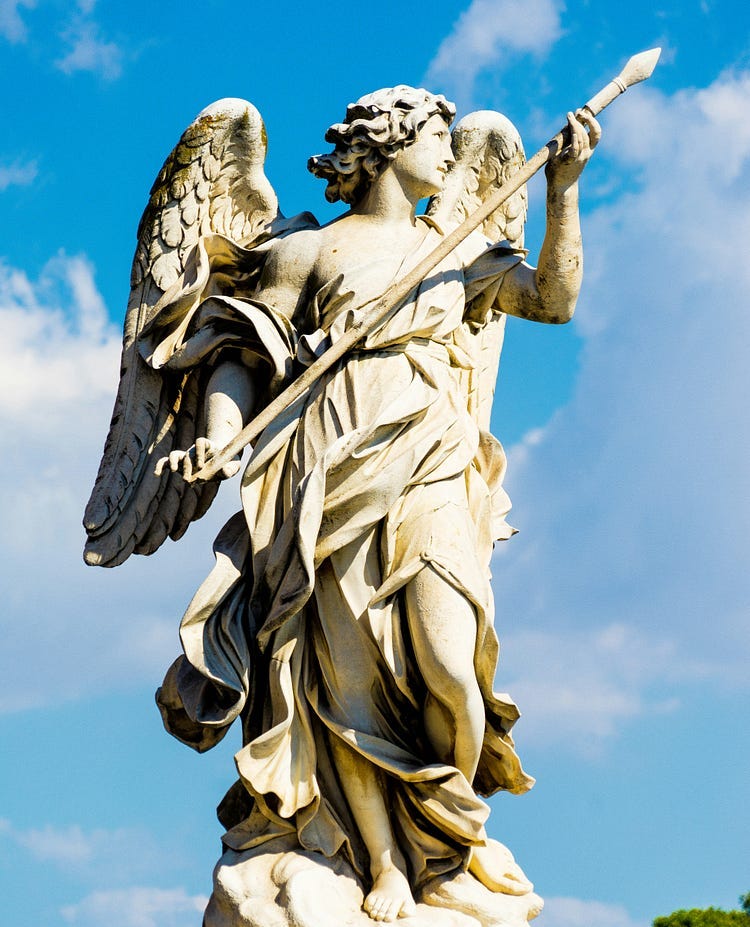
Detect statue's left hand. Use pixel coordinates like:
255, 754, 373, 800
545, 109, 601, 188
155, 438, 241, 482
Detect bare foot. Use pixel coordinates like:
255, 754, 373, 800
364, 866, 417, 922
469, 840, 533, 895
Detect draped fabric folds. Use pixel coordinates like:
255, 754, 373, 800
154, 219, 534, 889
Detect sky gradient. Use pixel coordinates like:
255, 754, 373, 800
1, 2, 748, 926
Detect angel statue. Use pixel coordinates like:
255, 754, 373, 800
84, 86, 599, 927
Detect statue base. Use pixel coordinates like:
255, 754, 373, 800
203, 837, 543, 927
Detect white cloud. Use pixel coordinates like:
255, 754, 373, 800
492, 69, 750, 747
1, 819, 207, 927
425, 0, 563, 108
61, 887, 207, 927
499, 624, 680, 752
1, 819, 168, 880
0, 159, 37, 190
0, 0, 35, 43
0, 0, 120, 75
16, 823, 99, 865
0, 253, 114, 416
0, 253, 238, 714
56, 19, 123, 80
0, 819, 206, 892
541, 896, 647, 927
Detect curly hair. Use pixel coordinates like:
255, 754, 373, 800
308, 86, 456, 206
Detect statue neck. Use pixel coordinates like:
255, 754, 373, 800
350, 168, 419, 226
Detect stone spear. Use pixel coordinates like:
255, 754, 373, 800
188, 48, 661, 483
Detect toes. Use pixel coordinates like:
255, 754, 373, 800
367, 893, 401, 922
381, 899, 397, 922
382, 899, 400, 922
365, 893, 385, 921
364, 871, 416, 922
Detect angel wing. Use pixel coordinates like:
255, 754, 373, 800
84, 99, 285, 568
427, 110, 527, 432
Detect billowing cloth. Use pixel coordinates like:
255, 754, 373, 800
155, 219, 534, 889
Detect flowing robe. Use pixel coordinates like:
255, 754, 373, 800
153, 218, 534, 888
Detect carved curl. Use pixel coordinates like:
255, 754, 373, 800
308, 85, 456, 205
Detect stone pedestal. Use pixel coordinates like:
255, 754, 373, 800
204, 838, 543, 927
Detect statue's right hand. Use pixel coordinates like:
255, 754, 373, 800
155, 437, 242, 481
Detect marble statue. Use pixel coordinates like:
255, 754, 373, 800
84, 81, 604, 927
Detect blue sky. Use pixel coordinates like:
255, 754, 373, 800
0, 2, 748, 926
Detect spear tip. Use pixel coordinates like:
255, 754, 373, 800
619, 47, 662, 88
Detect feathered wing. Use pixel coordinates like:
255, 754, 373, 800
84, 99, 283, 568
428, 110, 527, 432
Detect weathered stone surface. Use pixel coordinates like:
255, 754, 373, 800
204, 839, 543, 927
87, 80, 606, 924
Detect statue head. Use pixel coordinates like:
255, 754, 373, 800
308, 85, 456, 206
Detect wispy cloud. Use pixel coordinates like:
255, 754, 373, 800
425, 0, 563, 109
499, 624, 681, 753
493, 69, 750, 749
1, 817, 208, 925
0, 821, 160, 882
0, 252, 237, 714
0, 159, 37, 190
62, 888, 207, 927
0, 0, 35, 43
15, 823, 101, 866
0, 253, 115, 417
1, 0, 124, 77
56, 19, 123, 80
542, 896, 648, 927
0, 818, 168, 880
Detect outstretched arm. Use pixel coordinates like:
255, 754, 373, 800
497, 110, 601, 324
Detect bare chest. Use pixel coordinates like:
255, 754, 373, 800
309, 223, 427, 295
256, 221, 429, 322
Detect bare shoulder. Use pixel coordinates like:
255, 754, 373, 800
257, 227, 324, 319
264, 227, 323, 283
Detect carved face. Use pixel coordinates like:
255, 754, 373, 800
390, 114, 455, 200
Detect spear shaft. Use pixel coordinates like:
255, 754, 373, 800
188, 48, 660, 483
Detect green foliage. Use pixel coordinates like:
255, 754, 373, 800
653, 899, 750, 927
